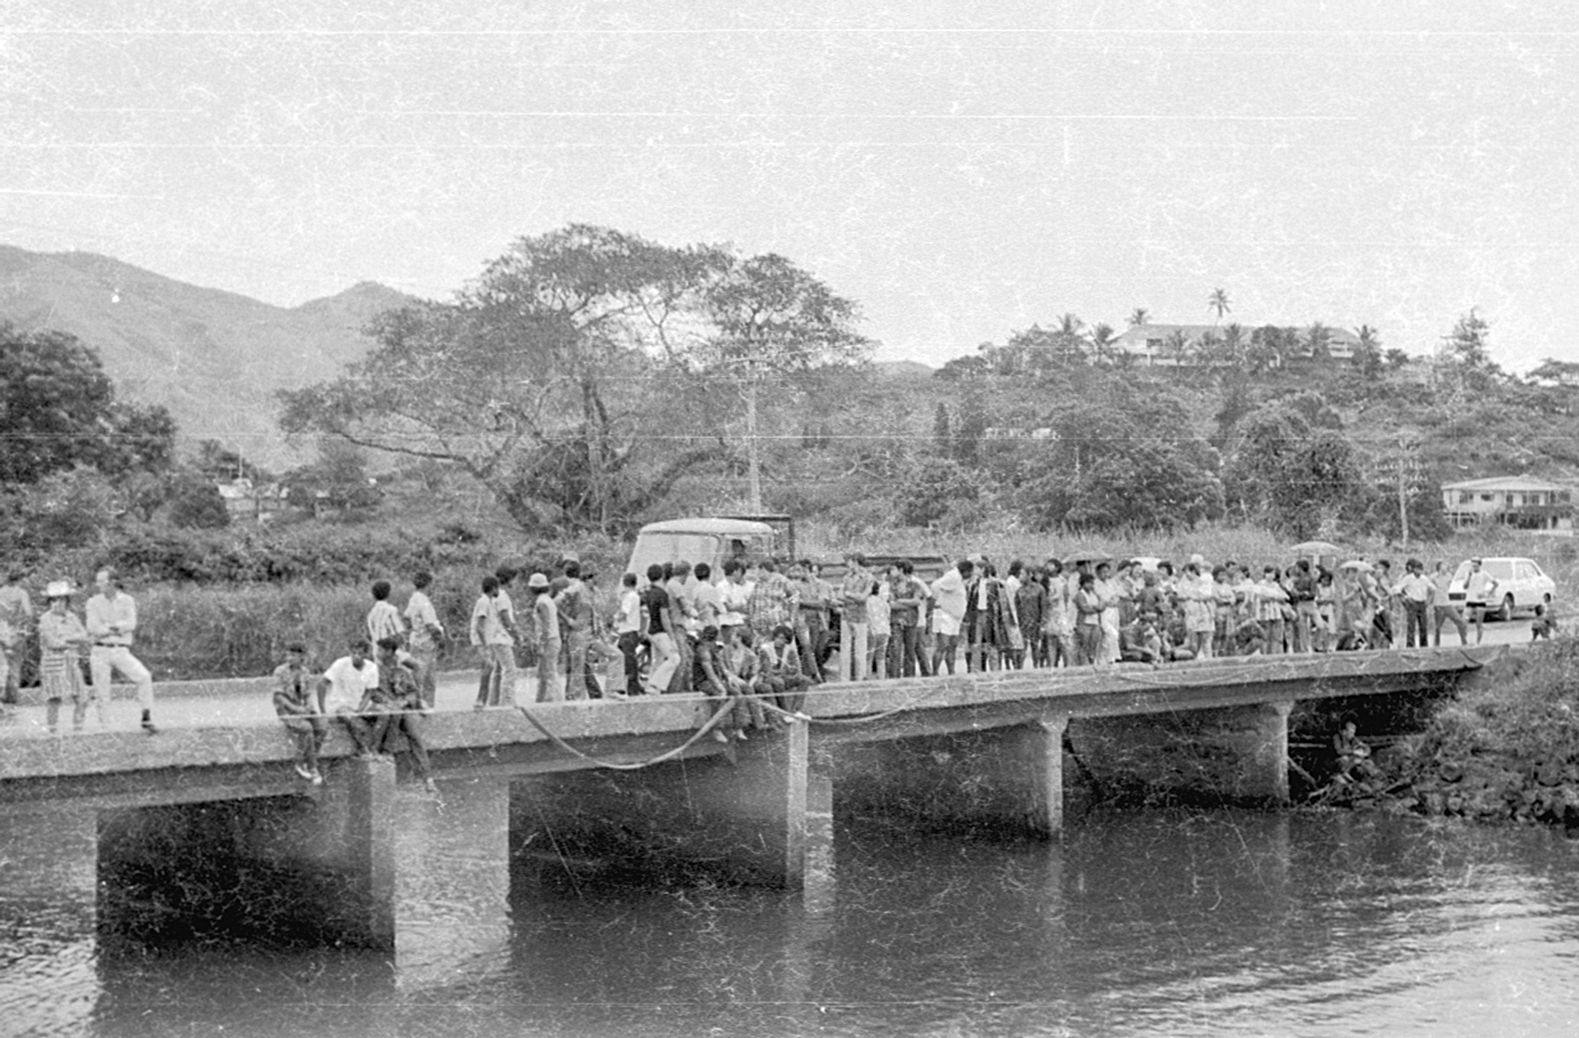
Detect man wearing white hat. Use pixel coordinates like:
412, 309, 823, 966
85, 567, 157, 733
527, 571, 563, 702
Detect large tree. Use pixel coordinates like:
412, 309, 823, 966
0, 323, 175, 485
279, 225, 727, 533
689, 253, 872, 512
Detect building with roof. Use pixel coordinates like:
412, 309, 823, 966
1108, 324, 1361, 367
1441, 476, 1573, 532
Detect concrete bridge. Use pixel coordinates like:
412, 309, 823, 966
0, 646, 1509, 950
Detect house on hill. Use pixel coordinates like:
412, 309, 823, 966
216, 478, 288, 524
1109, 324, 1361, 367
1441, 476, 1574, 532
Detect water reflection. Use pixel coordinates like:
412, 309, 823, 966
5, 783, 1579, 1036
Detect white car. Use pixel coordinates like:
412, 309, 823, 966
1447, 557, 1556, 621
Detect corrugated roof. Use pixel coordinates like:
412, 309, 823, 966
1441, 476, 1572, 492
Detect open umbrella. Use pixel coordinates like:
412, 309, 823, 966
1290, 540, 1341, 557
1062, 551, 1113, 569
1338, 559, 1374, 573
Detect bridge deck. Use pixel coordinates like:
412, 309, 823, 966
0, 646, 1506, 809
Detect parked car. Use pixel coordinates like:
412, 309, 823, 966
1447, 557, 1556, 621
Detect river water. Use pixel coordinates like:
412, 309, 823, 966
4, 782, 1579, 1037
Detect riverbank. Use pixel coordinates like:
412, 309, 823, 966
1311, 637, 1579, 831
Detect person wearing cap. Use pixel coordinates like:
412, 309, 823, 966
527, 571, 564, 702
272, 642, 325, 784
38, 580, 92, 733
837, 553, 872, 682
84, 567, 157, 733
1463, 557, 1499, 645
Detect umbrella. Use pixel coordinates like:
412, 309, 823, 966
1290, 540, 1341, 557
1062, 551, 1113, 568
1338, 559, 1374, 573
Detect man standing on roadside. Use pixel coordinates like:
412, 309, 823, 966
1463, 557, 1499, 645
366, 580, 405, 648
1431, 561, 1469, 646
555, 561, 594, 700
85, 568, 157, 733
403, 571, 445, 708
0, 568, 32, 707
929, 559, 971, 675
747, 558, 800, 646
1390, 558, 1435, 649
273, 642, 325, 784
838, 553, 872, 682
615, 572, 643, 697
889, 560, 930, 678
528, 572, 564, 702
469, 574, 518, 708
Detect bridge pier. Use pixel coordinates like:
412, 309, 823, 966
1070, 699, 1292, 807
831, 714, 1070, 837
97, 757, 397, 950
509, 722, 810, 887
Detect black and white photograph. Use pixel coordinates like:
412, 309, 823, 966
3, 2, 1579, 1035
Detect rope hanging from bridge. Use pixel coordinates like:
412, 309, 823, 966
513, 700, 739, 771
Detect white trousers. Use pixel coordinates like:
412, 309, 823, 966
90, 644, 154, 709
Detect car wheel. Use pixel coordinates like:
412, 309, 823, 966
1497, 594, 1515, 623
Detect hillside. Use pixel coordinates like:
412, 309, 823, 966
0, 246, 415, 468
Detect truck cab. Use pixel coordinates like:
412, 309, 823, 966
625, 517, 790, 583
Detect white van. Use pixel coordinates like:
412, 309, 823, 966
625, 517, 786, 584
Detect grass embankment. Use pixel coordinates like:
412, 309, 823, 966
1360, 638, 1579, 829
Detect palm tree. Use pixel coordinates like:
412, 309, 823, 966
1207, 288, 1231, 324
1090, 323, 1116, 366
1128, 307, 1150, 327
1220, 323, 1246, 366
1353, 324, 1382, 377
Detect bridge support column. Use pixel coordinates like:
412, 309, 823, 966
1069, 699, 1292, 807
834, 714, 1069, 837
97, 757, 397, 950
509, 723, 809, 887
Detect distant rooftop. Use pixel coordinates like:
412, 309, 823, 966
1441, 475, 1571, 493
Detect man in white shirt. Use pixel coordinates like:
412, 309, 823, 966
929, 559, 972, 675
404, 571, 445, 708
615, 572, 643, 697
84, 567, 157, 733
1389, 558, 1435, 648
316, 638, 380, 755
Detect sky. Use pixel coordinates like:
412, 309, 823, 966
3, 0, 1577, 372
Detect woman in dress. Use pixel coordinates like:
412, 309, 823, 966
1179, 561, 1216, 660
1042, 559, 1071, 669
37, 580, 92, 733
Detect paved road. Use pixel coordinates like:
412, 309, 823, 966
0, 616, 1539, 741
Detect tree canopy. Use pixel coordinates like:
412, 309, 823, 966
0, 322, 176, 485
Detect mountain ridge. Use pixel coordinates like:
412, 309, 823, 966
0, 246, 418, 469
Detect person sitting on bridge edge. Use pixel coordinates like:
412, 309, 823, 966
367, 636, 438, 796
318, 637, 381, 757
38, 580, 92, 733
273, 642, 325, 785
85, 567, 157, 734
693, 624, 745, 743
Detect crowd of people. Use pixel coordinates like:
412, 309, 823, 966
0, 549, 1540, 793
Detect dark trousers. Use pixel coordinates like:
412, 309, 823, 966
373, 709, 432, 780
893, 623, 928, 677
1403, 599, 1429, 648
618, 631, 643, 696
